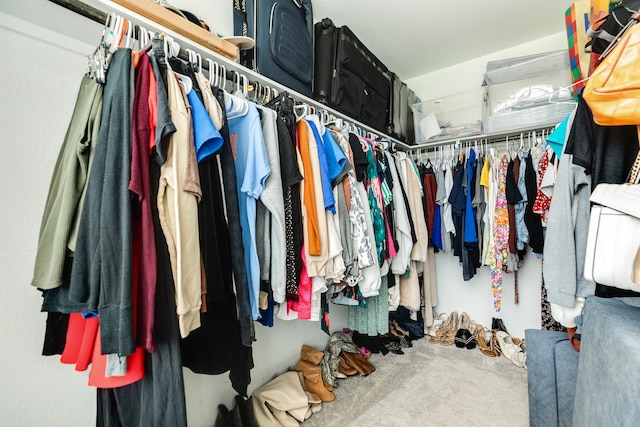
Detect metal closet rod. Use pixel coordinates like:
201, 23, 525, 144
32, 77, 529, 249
49, 0, 413, 150
409, 124, 559, 152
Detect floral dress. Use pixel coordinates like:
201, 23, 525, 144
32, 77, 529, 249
490, 154, 510, 311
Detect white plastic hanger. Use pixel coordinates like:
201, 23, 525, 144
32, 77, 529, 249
293, 103, 309, 120
205, 58, 217, 86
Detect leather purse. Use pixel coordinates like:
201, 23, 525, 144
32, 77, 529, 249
583, 11, 640, 126
584, 137, 640, 290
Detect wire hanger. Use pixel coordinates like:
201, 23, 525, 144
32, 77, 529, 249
547, 78, 587, 104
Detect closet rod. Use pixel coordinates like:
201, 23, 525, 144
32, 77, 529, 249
407, 125, 557, 157
49, 0, 413, 151
409, 124, 563, 151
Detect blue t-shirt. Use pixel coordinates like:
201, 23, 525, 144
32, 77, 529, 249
321, 128, 346, 183
464, 149, 478, 244
306, 120, 336, 214
186, 88, 223, 162
228, 99, 271, 320
546, 113, 570, 159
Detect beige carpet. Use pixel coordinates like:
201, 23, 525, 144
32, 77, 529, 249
302, 337, 529, 427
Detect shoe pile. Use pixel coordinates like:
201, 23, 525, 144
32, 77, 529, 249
428, 313, 527, 368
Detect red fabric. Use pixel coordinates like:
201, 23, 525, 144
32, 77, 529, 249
148, 57, 158, 155
423, 172, 437, 239
293, 245, 313, 320
60, 313, 99, 372
88, 326, 145, 388
129, 52, 157, 353
89, 233, 145, 388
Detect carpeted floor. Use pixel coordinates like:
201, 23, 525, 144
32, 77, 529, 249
302, 337, 529, 427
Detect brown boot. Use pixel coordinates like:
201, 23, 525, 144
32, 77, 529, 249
338, 356, 358, 376
340, 351, 376, 376
300, 345, 324, 365
294, 360, 335, 402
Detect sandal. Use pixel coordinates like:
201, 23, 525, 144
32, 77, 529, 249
440, 312, 459, 346
496, 331, 526, 368
490, 330, 502, 357
454, 312, 472, 349
475, 324, 498, 357
465, 320, 477, 350
426, 312, 448, 337
428, 311, 457, 345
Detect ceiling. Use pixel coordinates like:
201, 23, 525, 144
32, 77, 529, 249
312, 0, 577, 80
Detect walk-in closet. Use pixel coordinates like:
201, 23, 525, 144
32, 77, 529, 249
2, 1, 638, 426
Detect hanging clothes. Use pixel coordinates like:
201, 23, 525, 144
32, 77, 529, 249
227, 95, 271, 321
490, 154, 510, 312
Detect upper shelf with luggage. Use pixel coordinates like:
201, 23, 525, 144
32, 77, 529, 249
233, 0, 420, 145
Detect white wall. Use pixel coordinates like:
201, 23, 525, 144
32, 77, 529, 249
406, 31, 569, 100
1, 1, 565, 425
406, 31, 571, 341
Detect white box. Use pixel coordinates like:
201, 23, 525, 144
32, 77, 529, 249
483, 50, 574, 117
411, 88, 484, 143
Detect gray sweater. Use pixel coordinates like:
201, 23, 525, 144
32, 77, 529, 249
543, 151, 594, 309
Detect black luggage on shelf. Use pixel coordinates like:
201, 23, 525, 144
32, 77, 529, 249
406, 89, 420, 145
314, 18, 392, 132
389, 72, 406, 141
233, 0, 314, 97
388, 73, 420, 145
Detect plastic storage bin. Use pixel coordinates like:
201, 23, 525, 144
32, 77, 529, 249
483, 50, 576, 133
411, 88, 483, 143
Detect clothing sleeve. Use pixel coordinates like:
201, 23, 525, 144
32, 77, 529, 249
543, 152, 593, 308
242, 111, 271, 199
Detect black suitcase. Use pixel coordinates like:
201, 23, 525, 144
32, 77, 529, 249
406, 89, 420, 145
388, 72, 406, 140
314, 18, 392, 133
233, 0, 313, 98
388, 73, 420, 145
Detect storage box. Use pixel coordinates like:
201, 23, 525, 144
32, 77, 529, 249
484, 50, 574, 115
482, 50, 576, 133
483, 102, 577, 134
410, 88, 483, 143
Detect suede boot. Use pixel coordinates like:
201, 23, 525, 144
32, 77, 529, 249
294, 359, 335, 402
340, 351, 376, 376
338, 356, 358, 376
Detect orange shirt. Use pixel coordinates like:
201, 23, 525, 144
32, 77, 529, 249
296, 120, 320, 256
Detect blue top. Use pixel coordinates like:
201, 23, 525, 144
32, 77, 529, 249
186, 88, 223, 162
546, 114, 570, 159
464, 149, 478, 244
321, 128, 347, 183
307, 120, 336, 214
228, 100, 271, 320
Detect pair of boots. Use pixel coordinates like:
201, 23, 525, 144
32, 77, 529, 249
294, 345, 335, 402
338, 351, 376, 377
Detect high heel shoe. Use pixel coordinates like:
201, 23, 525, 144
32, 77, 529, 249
429, 311, 457, 345
440, 312, 459, 346
454, 312, 474, 349
475, 324, 498, 357
496, 331, 526, 368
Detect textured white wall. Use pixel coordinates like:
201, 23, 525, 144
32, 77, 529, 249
406, 31, 569, 100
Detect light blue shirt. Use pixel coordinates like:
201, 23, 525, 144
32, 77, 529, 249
228, 99, 271, 320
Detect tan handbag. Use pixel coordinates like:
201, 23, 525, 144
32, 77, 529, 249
584, 132, 640, 290
583, 12, 640, 126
